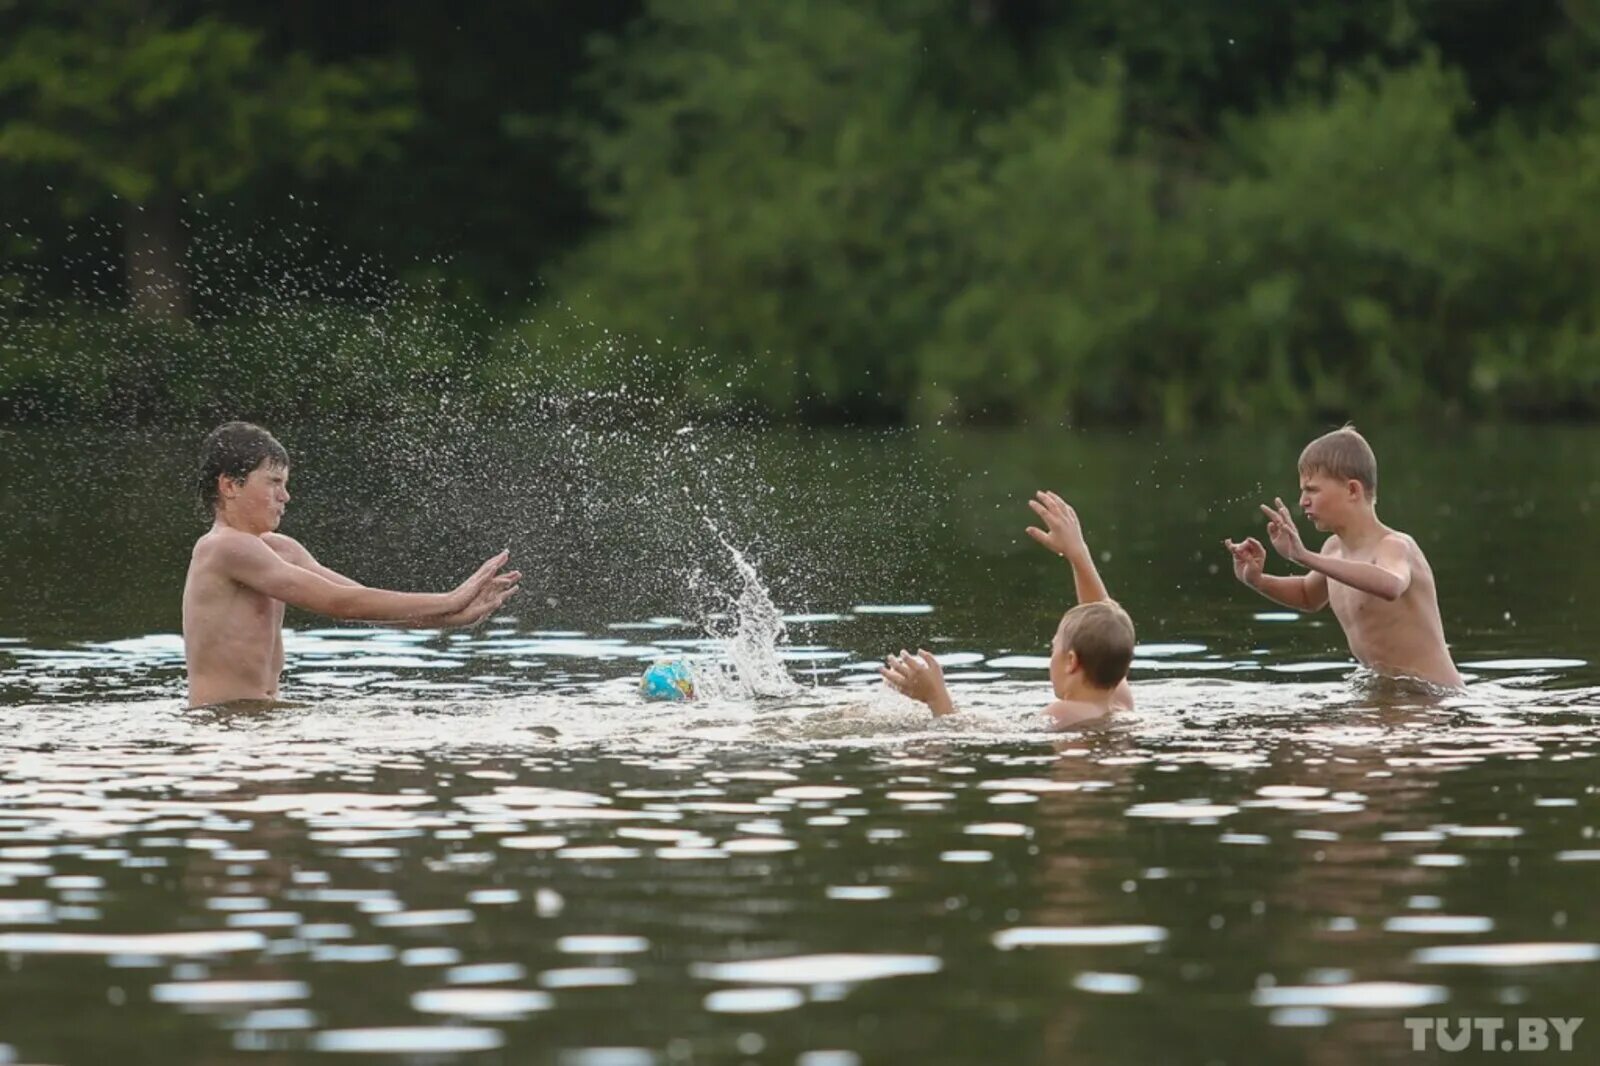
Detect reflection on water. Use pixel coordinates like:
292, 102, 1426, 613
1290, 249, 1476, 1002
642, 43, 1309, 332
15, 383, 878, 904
2, 424, 1599, 1063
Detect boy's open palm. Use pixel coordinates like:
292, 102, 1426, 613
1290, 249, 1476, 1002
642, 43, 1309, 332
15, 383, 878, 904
880, 649, 947, 705
453, 550, 512, 609
1026, 491, 1089, 559
1259, 498, 1307, 564
456, 570, 521, 626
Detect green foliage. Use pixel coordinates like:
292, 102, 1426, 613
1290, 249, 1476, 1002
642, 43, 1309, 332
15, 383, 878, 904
524, 7, 1600, 426
0, 6, 413, 208
5, 0, 1600, 424
520, 0, 991, 419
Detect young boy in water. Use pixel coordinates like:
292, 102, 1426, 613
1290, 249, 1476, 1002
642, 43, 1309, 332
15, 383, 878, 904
881, 491, 1135, 730
182, 422, 520, 708
1224, 425, 1463, 689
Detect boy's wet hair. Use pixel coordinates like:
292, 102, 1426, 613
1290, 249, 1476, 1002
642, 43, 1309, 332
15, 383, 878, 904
1299, 425, 1377, 499
1056, 600, 1136, 689
196, 421, 288, 519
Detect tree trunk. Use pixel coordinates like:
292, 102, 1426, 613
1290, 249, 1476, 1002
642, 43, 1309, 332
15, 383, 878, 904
123, 193, 190, 319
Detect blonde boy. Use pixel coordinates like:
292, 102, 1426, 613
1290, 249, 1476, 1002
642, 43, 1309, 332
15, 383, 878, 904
882, 491, 1135, 730
1224, 426, 1462, 689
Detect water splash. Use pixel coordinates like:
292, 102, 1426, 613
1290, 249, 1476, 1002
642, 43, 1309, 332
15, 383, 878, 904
689, 518, 799, 700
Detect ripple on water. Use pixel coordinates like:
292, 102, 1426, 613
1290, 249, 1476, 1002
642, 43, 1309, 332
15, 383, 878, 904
151, 981, 309, 1005
556, 935, 650, 955
704, 987, 806, 1013
1411, 943, 1600, 966
1251, 982, 1449, 1009
411, 988, 553, 1018
0, 930, 266, 955
992, 926, 1168, 950
311, 1027, 505, 1054
692, 954, 941, 986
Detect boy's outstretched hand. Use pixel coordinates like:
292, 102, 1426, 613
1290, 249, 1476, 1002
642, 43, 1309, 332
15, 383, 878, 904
1259, 497, 1308, 565
881, 649, 955, 717
1222, 536, 1265, 587
1026, 490, 1089, 560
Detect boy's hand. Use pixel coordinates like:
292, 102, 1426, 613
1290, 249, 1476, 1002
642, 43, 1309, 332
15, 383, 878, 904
1259, 498, 1308, 565
427, 570, 520, 628
1026, 490, 1090, 560
455, 570, 521, 626
451, 550, 512, 611
880, 649, 955, 717
1223, 537, 1265, 587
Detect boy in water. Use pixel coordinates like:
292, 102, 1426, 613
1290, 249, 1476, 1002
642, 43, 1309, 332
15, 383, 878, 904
1224, 425, 1462, 689
182, 422, 519, 708
881, 491, 1135, 730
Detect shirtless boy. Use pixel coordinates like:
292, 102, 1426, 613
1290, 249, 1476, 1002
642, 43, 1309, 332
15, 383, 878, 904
182, 422, 520, 708
881, 491, 1135, 730
1224, 426, 1463, 689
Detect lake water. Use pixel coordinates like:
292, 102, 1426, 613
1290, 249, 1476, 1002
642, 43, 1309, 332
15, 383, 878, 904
0, 420, 1596, 1065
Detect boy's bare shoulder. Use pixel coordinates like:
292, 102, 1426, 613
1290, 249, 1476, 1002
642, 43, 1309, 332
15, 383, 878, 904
192, 528, 269, 569
1044, 699, 1112, 731
1378, 528, 1427, 559
261, 532, 309, 562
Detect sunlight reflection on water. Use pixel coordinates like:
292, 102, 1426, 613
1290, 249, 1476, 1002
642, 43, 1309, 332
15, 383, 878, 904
1, 608, 1598, 1063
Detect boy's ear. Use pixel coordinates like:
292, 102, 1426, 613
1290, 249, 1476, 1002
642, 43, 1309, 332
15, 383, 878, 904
1064, 649, 1082, 675
1346, 478, 1363, 500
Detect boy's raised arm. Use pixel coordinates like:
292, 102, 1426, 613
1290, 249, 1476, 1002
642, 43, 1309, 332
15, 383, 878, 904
1026, 491, 1109, 604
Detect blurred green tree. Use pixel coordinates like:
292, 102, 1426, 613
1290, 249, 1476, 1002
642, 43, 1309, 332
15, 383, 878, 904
0, 3, 413, 317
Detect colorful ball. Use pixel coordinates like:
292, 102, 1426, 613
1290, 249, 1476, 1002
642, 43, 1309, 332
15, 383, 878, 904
640, 659, 695, 701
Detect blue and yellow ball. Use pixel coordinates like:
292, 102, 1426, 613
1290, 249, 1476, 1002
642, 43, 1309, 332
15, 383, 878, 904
640, 659, 695, 701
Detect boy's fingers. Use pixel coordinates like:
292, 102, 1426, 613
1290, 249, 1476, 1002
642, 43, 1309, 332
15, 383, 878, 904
1258, 503, 1279, 521
1025, 526, 1049, 545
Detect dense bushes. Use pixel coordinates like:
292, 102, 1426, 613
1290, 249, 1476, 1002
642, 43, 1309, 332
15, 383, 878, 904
521, 3, 1600, 426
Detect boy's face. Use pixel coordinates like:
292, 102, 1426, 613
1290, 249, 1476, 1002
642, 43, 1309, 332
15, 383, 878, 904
221, 461, 290, 532
1297, 469, 1363, 531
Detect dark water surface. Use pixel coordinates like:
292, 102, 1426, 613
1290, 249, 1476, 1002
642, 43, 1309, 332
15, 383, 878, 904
0, 422, 1597, 1065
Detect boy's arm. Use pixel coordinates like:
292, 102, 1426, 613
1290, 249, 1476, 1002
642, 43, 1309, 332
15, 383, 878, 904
1225, 536, 1330, 612
264, 534, 361, 587
1260, 501, 1411, 602
1026, 491, 1109, 604
881, 650, 956, 717
216, 537, 507, 622
265, 534, 519, 627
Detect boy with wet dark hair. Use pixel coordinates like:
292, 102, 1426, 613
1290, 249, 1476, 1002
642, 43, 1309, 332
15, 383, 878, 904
182, 421, 519, 708
882, 491, 1135, 730
1224, 425, 1463, 689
